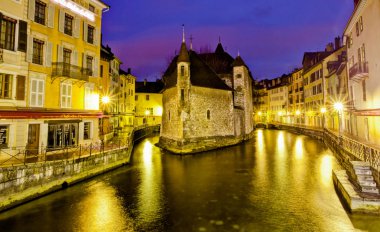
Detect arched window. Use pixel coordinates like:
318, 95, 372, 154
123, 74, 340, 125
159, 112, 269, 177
207, 110, 210, 120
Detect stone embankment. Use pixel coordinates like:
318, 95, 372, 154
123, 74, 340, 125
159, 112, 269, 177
274, 123, 380, 214
0, 125, 159, 212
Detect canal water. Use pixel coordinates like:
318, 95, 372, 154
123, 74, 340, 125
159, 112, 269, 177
1, 129, 380, 232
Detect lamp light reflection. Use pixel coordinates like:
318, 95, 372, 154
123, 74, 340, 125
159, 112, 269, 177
320, 155, 333, 186
295, 138, 303, 160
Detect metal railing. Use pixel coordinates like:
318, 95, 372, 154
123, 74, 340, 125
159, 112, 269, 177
0, 137, 131, 166
276, 123, 380, 171
52, 62, 92, 82
349, 61, 368, 79
0, 125, 160, 167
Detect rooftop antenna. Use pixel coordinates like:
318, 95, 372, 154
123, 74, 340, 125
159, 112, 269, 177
182, 24, 185, 43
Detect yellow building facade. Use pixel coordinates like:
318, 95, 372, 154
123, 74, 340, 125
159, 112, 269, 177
0, 0, 108, 159
135, 80, 163, 127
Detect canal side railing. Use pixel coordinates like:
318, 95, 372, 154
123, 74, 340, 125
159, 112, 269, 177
274, 123, 380, 175
0, 125, 160, 167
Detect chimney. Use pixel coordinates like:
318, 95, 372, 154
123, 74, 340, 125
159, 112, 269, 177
325, 43, 334, 52
144, 78, 147, 86
354, 0, 360, 7
334, 36, 341, 50
127, 68, 131, 74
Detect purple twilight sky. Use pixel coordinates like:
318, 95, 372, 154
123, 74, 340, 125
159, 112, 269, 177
101, 0, 354, 81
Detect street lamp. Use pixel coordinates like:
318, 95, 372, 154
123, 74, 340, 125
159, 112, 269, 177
101, 96, 110, 104
320, 107, 326, 130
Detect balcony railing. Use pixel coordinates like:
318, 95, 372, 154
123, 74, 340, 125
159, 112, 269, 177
52, 62, 92, 82
349, 62, 368, 82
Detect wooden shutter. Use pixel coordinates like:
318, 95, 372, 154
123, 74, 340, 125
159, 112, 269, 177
59, 9, 64, 33
94, 28, 99, 46
93, 57, 99, 77
72, 50, 78, 66
30, 79, 37, 106
73, 17, 80, 38
28, 0, 35, 21
82, 52, 86, 69
45, 41, 52, 67
57, 45, 63, 62
18, 21, 28, 52
68, 84, 72, 108
16, 75, 26, 100
47, 4, 55, 28
26, 36, 33, 62
83, 22, 88, 42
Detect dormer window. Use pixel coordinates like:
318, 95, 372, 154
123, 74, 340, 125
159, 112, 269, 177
180, 65, 185, 77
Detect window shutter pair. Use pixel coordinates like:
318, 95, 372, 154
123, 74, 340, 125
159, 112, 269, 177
30, 79, 44, 107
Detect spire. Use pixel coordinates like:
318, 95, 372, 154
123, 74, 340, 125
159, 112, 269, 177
190, 35, 194, 51
182, 24, 185, 43
232, 54, 247, 67
238, 50, 240, 57
219, 36, 221, 43
215, 41, 225, 54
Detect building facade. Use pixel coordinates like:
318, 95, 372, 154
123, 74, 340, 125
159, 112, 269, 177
135, 80, 163, 127
159, 39, 254, 153
0, 0, 108, 160
344, 0, 380, 143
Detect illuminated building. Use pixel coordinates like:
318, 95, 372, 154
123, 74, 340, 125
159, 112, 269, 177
0, 0, 108, 158
287, 68, 304, 124
302, 39, 343, 128
135, 79, 164, 126
268, 75, 289, 123
158, 35, 254, 153
119, 69, 136, 129
344, 0, 380, 143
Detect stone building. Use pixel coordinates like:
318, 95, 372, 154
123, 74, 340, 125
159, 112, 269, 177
158, 38, 254, 154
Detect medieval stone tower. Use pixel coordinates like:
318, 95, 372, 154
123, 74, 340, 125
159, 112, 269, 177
158, 35, 254, 154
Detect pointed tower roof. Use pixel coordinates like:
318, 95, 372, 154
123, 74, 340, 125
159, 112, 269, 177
177, 42, 190, 62
215, 42, 225, 54
232, 55, 248, 67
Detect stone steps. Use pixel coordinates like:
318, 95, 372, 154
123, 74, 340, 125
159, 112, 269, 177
349, 161, 379, 194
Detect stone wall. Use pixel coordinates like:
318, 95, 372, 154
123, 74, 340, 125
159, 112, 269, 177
161, 87, 181, 140
0, 126, 157, 212
185, 86, 234, 138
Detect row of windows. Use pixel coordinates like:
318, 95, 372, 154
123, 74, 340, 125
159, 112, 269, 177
31, 1, 97, 45
0, 122, 92, 149
0, 72, 95, 109
348, 16, 363, 49
135, 95, 150, 101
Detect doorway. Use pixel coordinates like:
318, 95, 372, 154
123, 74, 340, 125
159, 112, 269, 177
27, 124, 40, 156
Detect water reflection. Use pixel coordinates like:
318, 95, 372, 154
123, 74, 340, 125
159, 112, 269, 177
137, 140, 163, 227
76, 182, 132, 231
295, 137, 303, 160
320, 154, 333, 187
1, 131, 380, 231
